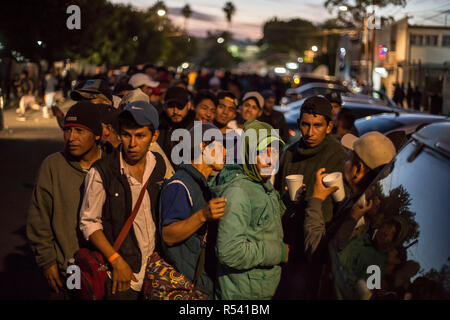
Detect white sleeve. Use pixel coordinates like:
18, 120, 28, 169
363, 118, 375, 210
79, 167, 106, 241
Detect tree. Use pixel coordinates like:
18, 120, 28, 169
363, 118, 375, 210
324, 0, 407, 28
181, 4, 193, 31
198, 31, 238, 69
222, 2, 236, 32
259, 17, 318, 64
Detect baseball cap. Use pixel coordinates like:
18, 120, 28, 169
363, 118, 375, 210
300, 96, 332, 120
63, 101, 102, 137
122, 100, 159, 129
164, 86, 190, 109
70, 79, 113, 104
325, 92, 343, 105
341, 131, 396, 169
242, 91, 264, 110
128, 73, 159, 89
118, 88, 149, 110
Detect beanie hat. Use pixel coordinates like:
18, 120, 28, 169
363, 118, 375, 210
63, 101, 102, 137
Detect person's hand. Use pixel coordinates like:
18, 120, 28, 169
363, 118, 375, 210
284, 184, 306, 203
312, 168, 338, 201
43, 264, 63, 294
351, 199, 373, 222
111, 256, 137, 294
201, 198, 227, 222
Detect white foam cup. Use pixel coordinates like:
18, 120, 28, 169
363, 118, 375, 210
322, 172, 345, 202
285, 174, 304, 201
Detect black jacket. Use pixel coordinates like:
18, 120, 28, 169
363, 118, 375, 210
94, 148, 166, 273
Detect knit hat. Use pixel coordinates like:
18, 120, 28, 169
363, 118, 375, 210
242, 91, 264, 110
241, 120, 284, 182
300, 96, 332, 120
63, 101, 102, 137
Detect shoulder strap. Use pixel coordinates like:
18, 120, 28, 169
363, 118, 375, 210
112, 177, 150, 251
193, 226, 208, 287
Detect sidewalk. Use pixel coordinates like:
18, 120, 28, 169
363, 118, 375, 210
0, 100, 74, 141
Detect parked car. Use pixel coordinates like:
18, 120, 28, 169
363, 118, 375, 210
355, 113, 450, 138
283, 101, 406, 145
281, 82, 353, 106
330, 122, 450, 300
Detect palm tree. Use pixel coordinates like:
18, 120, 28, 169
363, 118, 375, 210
222, 2, 236, 32
181, 4, 192, 31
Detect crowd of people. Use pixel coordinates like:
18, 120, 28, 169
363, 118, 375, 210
25, 65, 417, 300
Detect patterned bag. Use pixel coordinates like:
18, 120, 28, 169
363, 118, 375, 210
142, 251, 209, 300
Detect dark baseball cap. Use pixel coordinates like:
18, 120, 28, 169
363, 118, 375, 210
164, 86, 189, 109
70, 79, 113, 104
122, 100, 159, 129
325, 92, 343, 105
300, 96, 332, 120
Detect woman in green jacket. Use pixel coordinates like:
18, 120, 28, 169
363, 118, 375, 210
210, 120, 289, 300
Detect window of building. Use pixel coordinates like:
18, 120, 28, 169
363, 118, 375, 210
410, 34, 423, 46
424, 35, 438, 46
443, 35, 450, 47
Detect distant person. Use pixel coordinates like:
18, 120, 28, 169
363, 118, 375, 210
430, 92, 443, 115
128, 73, 159, 100
258, 89, 289, 143
406, 83, 414, 109
413, 86, 422, 111
236, 91, 264, 128
157, 86, 195, 167
16, 70, 40, 121
208, 76, 221, 94
43, 69, 58, 119
392, 83, 404, 107
334, 108, 359, 140
214, 91, 238, 134
193, 89, 218, 124
27, 102, 106, 299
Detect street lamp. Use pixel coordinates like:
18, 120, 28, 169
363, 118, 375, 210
217, 37, 224, 44
311, 46, 318, 52
157, 9, 166, 16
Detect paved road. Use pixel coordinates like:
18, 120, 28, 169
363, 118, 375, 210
0, 102, 72, 299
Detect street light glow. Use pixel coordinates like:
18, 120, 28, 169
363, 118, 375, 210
157, 9, 166, 16
286, 62, 298, 70
217, 37, 224, 44
298, 57, 304, 63
311, 46, 318, 52
182, 62, 189, 69
339, 6, 348, 12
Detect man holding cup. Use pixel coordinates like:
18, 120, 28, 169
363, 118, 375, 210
274, 96, 347, 299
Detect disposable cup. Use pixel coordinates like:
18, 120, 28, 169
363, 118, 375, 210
285, 174, 304, 201
322, 172, 345, 202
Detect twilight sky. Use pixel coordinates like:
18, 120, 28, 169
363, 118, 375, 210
110, 0, 450, 40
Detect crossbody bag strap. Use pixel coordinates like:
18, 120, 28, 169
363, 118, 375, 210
113, 177, 150, 252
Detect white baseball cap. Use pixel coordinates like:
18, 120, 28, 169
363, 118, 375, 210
128, 73, 159, 89
341, 132, 396, 169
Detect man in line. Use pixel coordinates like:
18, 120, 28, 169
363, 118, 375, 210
193, 89, 218, 124
157, 86, 195, 167
160, 123, 227, 298
274, 96, 347, 299
258, 90, 289, 143
79, 101, 166, 299
27, 102, 105, 299
16, 70, 40, 121
213, 91, 238, 135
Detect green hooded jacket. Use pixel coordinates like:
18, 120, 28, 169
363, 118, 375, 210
210, 164, 287, 300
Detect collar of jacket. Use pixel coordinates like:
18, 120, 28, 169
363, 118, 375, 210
296, 134, 335, 158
